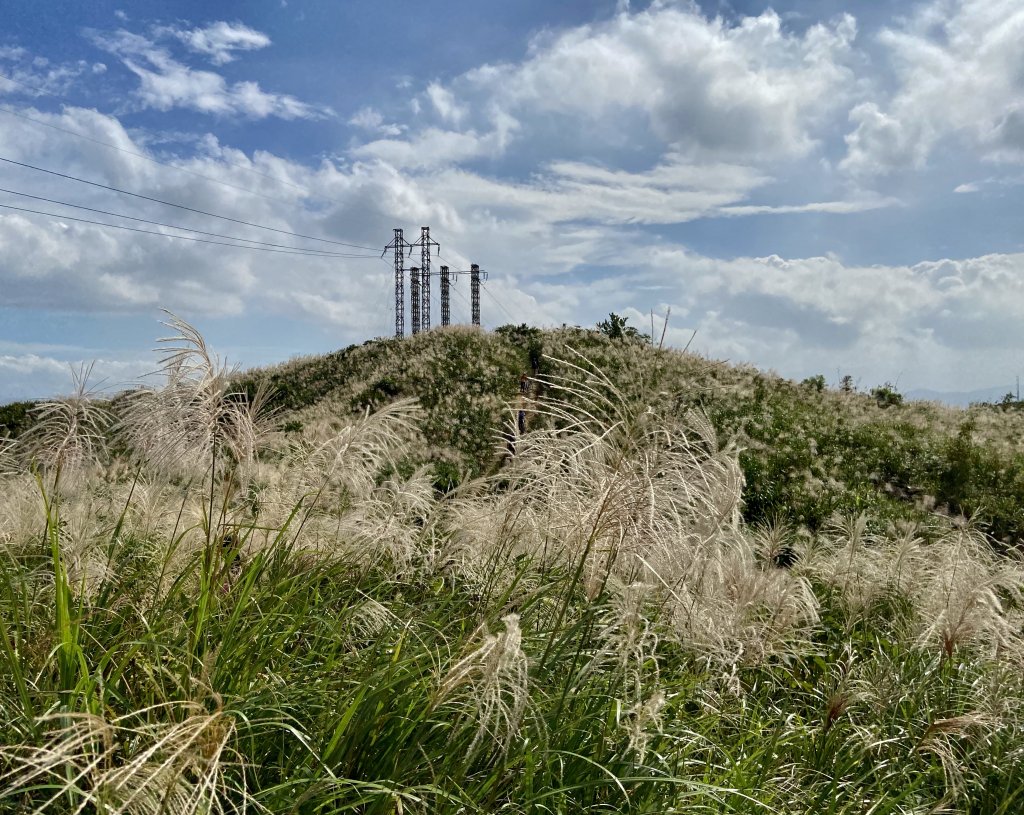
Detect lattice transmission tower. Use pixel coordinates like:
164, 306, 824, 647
439, 265, 451, 326
470, 264, 486, 327
409, 266, 421, 335
383, 228, 411, 337
410, 227, 440, 331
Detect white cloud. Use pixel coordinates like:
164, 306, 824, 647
0, 351, 150, 401
716, 196, 899, 217
446, 6, 859, 160
89, 28, 325, 120
3, 4, 1023, 398
0, 46, 96, 97
426, 82, 466, 125
0, 98, 1021, 393
841, 0, 1024, 176
167, 21, 271, 65
348, 106, 406, 137
421, 156, 769, 226
352, 110, 519, 170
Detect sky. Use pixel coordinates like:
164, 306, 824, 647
1, 0, 1023, 403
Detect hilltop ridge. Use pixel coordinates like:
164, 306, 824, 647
225, 324, 1024, 546
4, 324, 1022, 543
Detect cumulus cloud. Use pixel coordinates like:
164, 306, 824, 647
417, 156, 770, 226
351, 110, 519, 170
165, 21, 272, 65
516, 244, 1024, 390
442, 6, 859, 161
426, 82, 466, 125
88, 28, 324, 119
840, 0, 1024, 176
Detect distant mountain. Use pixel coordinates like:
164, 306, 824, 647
905, 385, 1017, 407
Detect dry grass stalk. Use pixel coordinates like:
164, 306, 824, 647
117, 313, 273, 481
0, 706, 243, 815
437, 614, 530, 753
19, 364, 112, 480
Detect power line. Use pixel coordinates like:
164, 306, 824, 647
0, 201, 379, 257
481, 281, 519, 326
0, 72, 375, 223
0, 70, 321, 202
0, 155, 379, 251
0, 104, 309, 207
448, 276, 474, 325
0, 185, 369, 256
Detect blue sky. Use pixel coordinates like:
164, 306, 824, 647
1, 0, 1023, 402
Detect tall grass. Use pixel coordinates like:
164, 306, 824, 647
1, 319, 1022, 813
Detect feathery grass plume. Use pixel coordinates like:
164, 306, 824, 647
592, 580, 661, 704
19, 363, 112, 482
918, 711, 996, 803
437, 614, 530, 754
441, 351, 818, 664
666, 529, 819, 664
490, 353, 745, 582
297, 398, 422, 506
808, 514, 1024, 661
0, 706, 244, 815
621, 690, 666, 762
328, 466, 435, 572
916, 522, 1024, 660
118, 312, 274, 481
810, 514, 892, 616
0, 473, 40, 553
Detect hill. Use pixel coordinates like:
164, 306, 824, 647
231, 324, 1024, 547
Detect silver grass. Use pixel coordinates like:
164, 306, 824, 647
621, 690, 667, 762
324, 467, 435, 572
19, 364, 112, 480
437, 614, 530, 753
118, 313, 274, 480
916, 524, 1024, 660
0, 706, 244, 815
442, 353, 817, 663
297, 398, 421, 503
592, 580, 661, 704
0, 475, 40, 552
807, 515, 1024, 661
665, 532, 819, 664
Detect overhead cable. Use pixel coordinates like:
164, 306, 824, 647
0, 201, 378, 257
0, 104, 309, 207
0, 70, 316, 200
0, 185, 359, 256
480, 281, 519, 325
0, 71, 369, 221
0, 155, 379, 250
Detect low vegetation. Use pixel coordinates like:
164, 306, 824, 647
1, 317, 1023, 813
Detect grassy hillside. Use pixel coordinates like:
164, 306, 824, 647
2, 321, 1023, 813
237, 324, 1024, 546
